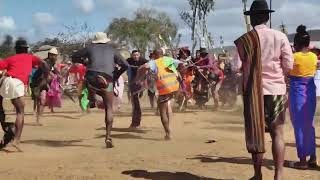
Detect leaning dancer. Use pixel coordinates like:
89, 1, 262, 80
72, 32, 128, 148
234, 1, 293, 179
137, 49, 181, 140
0, 39, 41, 150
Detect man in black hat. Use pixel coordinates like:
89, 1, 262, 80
234, 0, 293, 179
0, 39, 41, 150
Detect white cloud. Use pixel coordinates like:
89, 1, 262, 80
32, 12, 56, 28
73, 0, 95, 14
0, 16, 16, 31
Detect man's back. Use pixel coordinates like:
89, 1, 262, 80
86, 43, 117, 78
254, 24, 293, 95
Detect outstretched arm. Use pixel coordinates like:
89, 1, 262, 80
135, 63, 151, 83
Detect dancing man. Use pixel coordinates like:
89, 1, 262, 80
234, 0, 293, 179
137, 49, 181, 140
32, 47, 60, 125
0, 39, 41, 150
72, 32, 128, 148
127, 50, 148, 129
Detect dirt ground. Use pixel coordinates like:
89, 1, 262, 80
0, 96, 319, 180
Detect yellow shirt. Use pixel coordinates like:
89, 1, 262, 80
289, 52, 317, 77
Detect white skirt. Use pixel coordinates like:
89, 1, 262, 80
315, 70, 320, 97
0, 77, 25, 99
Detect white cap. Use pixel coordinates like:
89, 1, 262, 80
48, 47, 58, 55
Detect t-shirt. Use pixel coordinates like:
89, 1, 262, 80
72, 43, 128, 79
0, 53, 41, 85
290, 52, 317, 77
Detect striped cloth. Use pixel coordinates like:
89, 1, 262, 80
235, 29, 265, 153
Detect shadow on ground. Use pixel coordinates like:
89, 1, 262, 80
22, 139, 93, 148
96, 127, 150, 134
189, 155, 320, 171
42, 114, 79, 120
95, 133, 163, 141
188, 155, 274, 170
122, 170, 232, 180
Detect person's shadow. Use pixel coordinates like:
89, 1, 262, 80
188, 155, 275, 170
188, 155, 320, 171
122, 170, 232, 180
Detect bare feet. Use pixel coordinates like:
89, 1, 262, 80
164, 135, 171, 141
249, 173, 262, 180
105, 139, 114, 148
5, 140, 23, 152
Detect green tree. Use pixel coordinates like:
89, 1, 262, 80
0, 35, 15, 58
106, 8, 178, 56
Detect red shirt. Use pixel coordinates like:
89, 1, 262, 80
69, 64, 86, 83
0, 53, 41, 84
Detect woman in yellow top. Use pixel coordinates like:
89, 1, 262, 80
289, 25, 318, 169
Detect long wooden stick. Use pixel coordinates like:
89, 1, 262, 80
270, 0, 272, 28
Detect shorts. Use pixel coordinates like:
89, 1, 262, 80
0, 77, 25, 99
264, 95, 286, 130
158, 92, 175, 104
86, 71, 113, 92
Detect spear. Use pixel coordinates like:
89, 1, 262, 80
270, 0, 272, 28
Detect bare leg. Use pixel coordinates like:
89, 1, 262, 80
148, 90, 155, 109
11, 97, 25, 144
100, 91, 114, 148
269, 110, 286, 180
33, 99, 37, 114
251, 153, 263, 180
50, 106, 54, 113
36, 97, 45, 125
159, 101, 170, 140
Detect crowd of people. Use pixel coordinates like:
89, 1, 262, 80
0, 0, 319, 179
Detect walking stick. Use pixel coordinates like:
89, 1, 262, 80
270, 0, 272, 28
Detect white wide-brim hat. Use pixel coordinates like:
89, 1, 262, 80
48, 47, 59, 55
92, 32, 111, 44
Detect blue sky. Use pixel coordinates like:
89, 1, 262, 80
0, 0, 319, 46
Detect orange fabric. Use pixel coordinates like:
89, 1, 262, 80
184, 71, 194, 97
155, 58, 179, 95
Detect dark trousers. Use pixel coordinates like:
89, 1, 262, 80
130, 84, 142, 127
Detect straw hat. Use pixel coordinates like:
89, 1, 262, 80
92, 32, 111, 44
48, 47, 58, 55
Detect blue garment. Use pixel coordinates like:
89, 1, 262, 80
289, 76, 317, 158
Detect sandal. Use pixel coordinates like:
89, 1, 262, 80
105, 138, 114, 148
289, 161, 308, 170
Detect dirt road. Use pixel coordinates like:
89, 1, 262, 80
0, 97, 319, 180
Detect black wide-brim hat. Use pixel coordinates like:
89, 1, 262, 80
244, 0, 275, 15
199, 47, 208, 54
